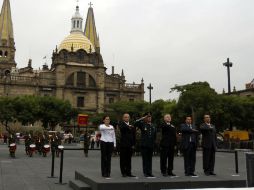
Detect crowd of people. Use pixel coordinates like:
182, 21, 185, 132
98, 113, 217, 179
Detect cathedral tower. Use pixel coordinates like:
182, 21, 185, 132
0, 0, 16, 75
84, 3, 100, 53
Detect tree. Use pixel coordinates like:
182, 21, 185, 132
37, 96, 73, 130
13, 96, 40, 125
0, 97, 16, 134
109, 100, 150, 120
219, 95, 254, 130
171, 82, 220, 127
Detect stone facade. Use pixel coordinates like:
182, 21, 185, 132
0, 1, 144, 113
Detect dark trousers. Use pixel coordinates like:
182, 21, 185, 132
120, 147, 132, 175
100, 141, 114, 177
141, 147, 153, 175
183, 143, 196, 174
203, 147, 216, 173
160, 146, 175, 174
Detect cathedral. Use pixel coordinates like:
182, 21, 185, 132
0, 0, 144, 113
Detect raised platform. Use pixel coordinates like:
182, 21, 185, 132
68, 151, 249, 190
69, 170, 246, 190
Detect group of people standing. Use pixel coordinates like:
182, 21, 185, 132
99, 113, 217, 179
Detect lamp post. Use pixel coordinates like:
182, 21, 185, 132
223, 58, 233, 131
147, 83, 153, 104
223, 58, 233, 93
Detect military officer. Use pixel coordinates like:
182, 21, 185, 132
134, 112, 156, 178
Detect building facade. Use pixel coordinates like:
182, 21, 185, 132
0, 0, 144, 113
228, 79, 254, 97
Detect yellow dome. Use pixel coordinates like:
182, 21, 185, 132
59, 32, 95, 53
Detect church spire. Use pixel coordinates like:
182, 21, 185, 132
84, 3, 100, 53
0, 0, 16, 74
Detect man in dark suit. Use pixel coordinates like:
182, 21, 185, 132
159, 114, 177, 176
134, 112, 156, 178
119, 113, 136, 177
180, 116, 199, 177
200, 114, 217, 176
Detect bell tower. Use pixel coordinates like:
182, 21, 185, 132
0, 0, 16, 76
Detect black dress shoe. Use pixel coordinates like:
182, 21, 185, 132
204, 172, 210, 176
162, 173, 168, 177
210, 172, 216, 175
144, 174, 150, 177
127, 174, 136, 177
168, 172, 176, 176
148, 174, 155, 178
190, 173, 198, 177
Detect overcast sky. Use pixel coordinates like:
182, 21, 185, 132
8, 0, 254, 101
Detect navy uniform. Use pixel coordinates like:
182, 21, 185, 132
159, 122, 177, 176
119, 121, 136, 177
200, 122, 217, 175
180, 123, 199, 176
134, 116, 156, 177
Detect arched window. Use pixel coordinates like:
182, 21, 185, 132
0, 50, 3, 57
4, 51, 8, 57
64, 52, 67, 60
77, 20, 79, 28
77, 50, 85, 60
89, 75, 96, 87
4, 70, 10, 76
77, 72, 86, 87
73, 20, 76, 28
66, 73, 74, 86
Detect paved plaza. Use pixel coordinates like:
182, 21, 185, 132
0, 144, 249, 190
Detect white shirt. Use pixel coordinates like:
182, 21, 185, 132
99, 124, 116, 147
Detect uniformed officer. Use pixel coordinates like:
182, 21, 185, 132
134, 112, 156, 178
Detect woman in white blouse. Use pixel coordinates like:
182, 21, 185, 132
99, 116, 116, 178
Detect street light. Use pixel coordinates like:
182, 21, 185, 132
223, 58, 233, 93
147, 83, 153, 104
223, 58, 233, 131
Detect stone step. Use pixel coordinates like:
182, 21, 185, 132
69, 179, 91, 190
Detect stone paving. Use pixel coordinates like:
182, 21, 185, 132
0, 144, 249, 190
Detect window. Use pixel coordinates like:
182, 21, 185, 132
77, 72, 86, 87
89, 75, 96, 87
77, 97, 84, 107
0, 50, 2, 57
77, 21, 79, 28
66, 73, 74, 86
109, 98, 114, 104
4, 51, 8, 57
63, 52, 67, 60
